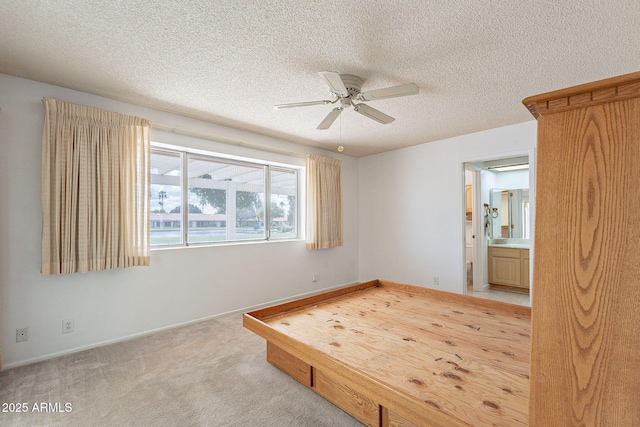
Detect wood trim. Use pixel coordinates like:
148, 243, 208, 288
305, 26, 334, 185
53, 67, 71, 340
489, 284, 529, 294
377, 279, 531, 317
246, 280, 379, 319
522, 70, 640, 117
245, 279, 530, 325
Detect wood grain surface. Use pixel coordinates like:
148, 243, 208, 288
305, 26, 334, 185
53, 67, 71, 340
245, 280, 530, 426
529, 77, 640, 426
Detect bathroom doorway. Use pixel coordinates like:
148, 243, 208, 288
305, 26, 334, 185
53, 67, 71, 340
463, 168, 479, 291
463, 154, 534, 307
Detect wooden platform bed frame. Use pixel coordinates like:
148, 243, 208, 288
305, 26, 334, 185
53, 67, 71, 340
243, 280, 531, 427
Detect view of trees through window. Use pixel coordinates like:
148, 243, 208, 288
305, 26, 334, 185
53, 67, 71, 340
150, 148, 298, 246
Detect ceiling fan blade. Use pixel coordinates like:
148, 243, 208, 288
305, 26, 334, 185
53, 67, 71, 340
318, 71, 348, 97
274, 100, 333, 109
359, 83, 419, 101
317, 107, 342, 130
353, 103, 395, 124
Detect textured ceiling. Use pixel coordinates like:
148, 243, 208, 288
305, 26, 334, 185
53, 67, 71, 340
1, 1, 639, 157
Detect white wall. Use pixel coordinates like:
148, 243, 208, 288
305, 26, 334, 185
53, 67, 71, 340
0, 72, 537, 369
0, 74, 359, 368
358, 121, 537, 293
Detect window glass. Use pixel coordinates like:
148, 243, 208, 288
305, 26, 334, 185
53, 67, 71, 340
150, 150, 182, 245
270, 168, 297, 239
151, 145, 298, 247
188, 156, 266, 243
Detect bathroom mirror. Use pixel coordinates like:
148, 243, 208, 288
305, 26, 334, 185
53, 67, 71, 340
489, 188, 530, 239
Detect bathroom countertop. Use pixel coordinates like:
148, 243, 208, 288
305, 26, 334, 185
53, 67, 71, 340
488, 239, 530, 249
488, 243, 530, 249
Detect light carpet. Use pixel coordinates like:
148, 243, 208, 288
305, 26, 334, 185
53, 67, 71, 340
0, 314, 364, 426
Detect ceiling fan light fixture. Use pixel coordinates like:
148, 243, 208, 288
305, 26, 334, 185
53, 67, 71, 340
275, 71, 417, 129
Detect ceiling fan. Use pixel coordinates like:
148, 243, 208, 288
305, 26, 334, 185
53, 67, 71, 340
274, 71, 419, 130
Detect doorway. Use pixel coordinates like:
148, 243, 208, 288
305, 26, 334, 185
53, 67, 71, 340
463, 154, 533, 307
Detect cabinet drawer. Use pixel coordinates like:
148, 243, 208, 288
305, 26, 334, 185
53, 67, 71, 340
314, 369, 380, 426
490, 246, 521, 258
266, 341, 312, 387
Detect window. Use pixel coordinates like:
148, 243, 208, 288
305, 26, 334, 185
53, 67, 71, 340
150, 147, 299, 246
150, 149, 183, 245
270, 167, 298, 239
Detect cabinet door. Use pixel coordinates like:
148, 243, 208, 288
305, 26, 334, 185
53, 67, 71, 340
521, 249, 530, 288
489, 247, 521, 286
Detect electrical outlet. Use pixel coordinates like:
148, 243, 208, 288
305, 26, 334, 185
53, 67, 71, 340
433, 276, 439, 286
62, 319, 74, 334
16, 328, 28, 343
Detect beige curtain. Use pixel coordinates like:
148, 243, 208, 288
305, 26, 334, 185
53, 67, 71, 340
41, 98, 151, 275
305, 154, 343, 250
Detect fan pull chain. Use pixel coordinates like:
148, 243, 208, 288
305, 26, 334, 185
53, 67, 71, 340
338, 113, 344, 152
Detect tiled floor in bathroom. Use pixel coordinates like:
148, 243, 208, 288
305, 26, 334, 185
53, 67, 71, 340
466, 284, 531, 307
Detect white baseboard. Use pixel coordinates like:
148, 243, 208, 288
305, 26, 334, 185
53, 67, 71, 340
2, 281, 360, 371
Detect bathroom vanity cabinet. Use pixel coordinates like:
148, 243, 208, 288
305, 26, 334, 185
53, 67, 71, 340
488, 246, 529, 290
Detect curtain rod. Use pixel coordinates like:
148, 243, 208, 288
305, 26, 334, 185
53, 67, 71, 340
152, 122, 308, 159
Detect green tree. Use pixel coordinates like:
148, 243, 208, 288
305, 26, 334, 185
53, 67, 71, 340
271, 201, 285, 219
254, 198, 264, 224
189, 174, 260, 216
190, 174, 227, 213
287, 195, 295, 225
237, 191, 260, 213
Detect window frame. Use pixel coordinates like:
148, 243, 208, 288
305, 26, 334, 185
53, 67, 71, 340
150, 144, 301, 248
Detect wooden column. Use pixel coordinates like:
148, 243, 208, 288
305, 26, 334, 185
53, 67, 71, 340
524, 72, 640, 426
